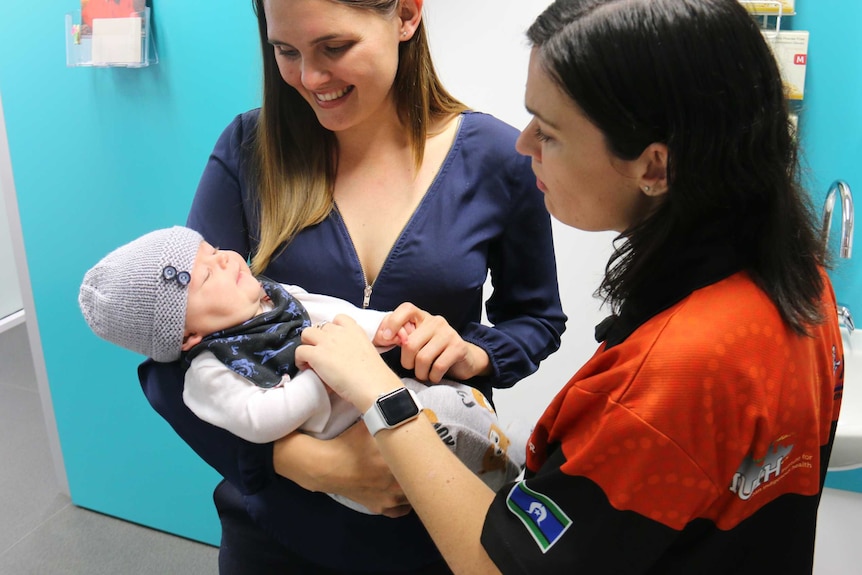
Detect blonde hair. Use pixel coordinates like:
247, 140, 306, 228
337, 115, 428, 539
249, 0, 468, 274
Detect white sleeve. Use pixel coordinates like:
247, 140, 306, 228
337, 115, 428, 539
183, 352, 332, 444
285, 284, 392, 347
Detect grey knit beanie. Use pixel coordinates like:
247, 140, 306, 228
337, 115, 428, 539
79, 226, 203, 362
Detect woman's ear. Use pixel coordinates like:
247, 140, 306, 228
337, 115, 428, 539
638, 142, 669, 197
399, 0, 423, 41
182, 332, 203, 351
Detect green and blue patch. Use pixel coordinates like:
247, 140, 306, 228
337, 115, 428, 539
506, 481, 572, 553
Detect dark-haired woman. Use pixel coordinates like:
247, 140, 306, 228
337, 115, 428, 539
299, 0, 844, 573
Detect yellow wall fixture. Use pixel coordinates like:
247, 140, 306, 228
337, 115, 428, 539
740, 0, 796, 16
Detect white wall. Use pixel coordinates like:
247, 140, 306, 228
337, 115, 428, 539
424, 2, 861, 572
0, 91, 67, 492
0, 118, 22, 324
0, 195, 22, 321
424, 0, 616, 426
815, 489, 862, 574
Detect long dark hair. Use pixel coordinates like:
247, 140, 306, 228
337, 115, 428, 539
528, 0, 826, 334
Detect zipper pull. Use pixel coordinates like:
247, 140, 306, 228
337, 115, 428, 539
363, 284, 373, 309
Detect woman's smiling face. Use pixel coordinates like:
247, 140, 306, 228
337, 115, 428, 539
263, 0, 406, 134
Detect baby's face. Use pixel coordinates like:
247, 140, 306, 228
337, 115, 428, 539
182, 241, 264, 343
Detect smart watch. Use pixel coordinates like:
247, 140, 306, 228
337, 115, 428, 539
362, 387, 423, 436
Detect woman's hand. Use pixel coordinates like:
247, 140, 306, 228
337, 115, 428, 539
377, 303, 492, 382
273, 424, 412, 517
298, 314, 402, 410
293, 316, 414, 516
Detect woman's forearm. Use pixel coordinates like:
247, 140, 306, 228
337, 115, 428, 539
373, 414, 502, 575
272, 431, 332, 490
272, 425, 411, 515
294, 315, 508, 548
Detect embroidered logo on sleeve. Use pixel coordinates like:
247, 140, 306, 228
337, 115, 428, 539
506, 481, 572, 553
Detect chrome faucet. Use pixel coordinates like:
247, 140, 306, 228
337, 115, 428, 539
839, 305, 855, 333
822, 180, 854, 333
822, 180, 854, 259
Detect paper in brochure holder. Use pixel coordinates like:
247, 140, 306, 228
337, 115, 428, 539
764, 30, 809, 101
739, 0, 796, 16
65, 7, 158, 68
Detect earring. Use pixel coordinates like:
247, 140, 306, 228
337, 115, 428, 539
402, 31, 407, 37
642, 185, 651, 192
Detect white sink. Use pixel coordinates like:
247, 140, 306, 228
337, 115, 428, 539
829, 327, 862, 471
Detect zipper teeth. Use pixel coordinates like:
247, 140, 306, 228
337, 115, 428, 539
333, 114, 465, 310
335, 203, 372, 309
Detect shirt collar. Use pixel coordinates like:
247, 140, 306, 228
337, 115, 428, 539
596, 223, 743, 349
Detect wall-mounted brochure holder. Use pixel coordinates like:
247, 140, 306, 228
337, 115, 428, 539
739, 0, 792, 37
765, 30, 809, 101
65, 7, 158, 68
739, 0, 807, 101
739, 0, 796, 16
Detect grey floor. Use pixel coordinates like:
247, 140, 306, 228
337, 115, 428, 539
0, 322, 219, 574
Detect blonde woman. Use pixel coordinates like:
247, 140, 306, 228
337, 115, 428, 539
139, 1, 566, 573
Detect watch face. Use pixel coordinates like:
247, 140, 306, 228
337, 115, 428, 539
379, 389, 420, 425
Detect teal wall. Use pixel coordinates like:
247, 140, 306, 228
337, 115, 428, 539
792, 1, 862, 493
794, 1, 861, 313
0, 1, 260, 544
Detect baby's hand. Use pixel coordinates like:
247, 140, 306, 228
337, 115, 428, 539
373, 313, 415, 347
376, 303, 491, 382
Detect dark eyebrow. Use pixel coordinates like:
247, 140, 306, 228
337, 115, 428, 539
268, 34, 342, 47
525, 105, 560, 131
